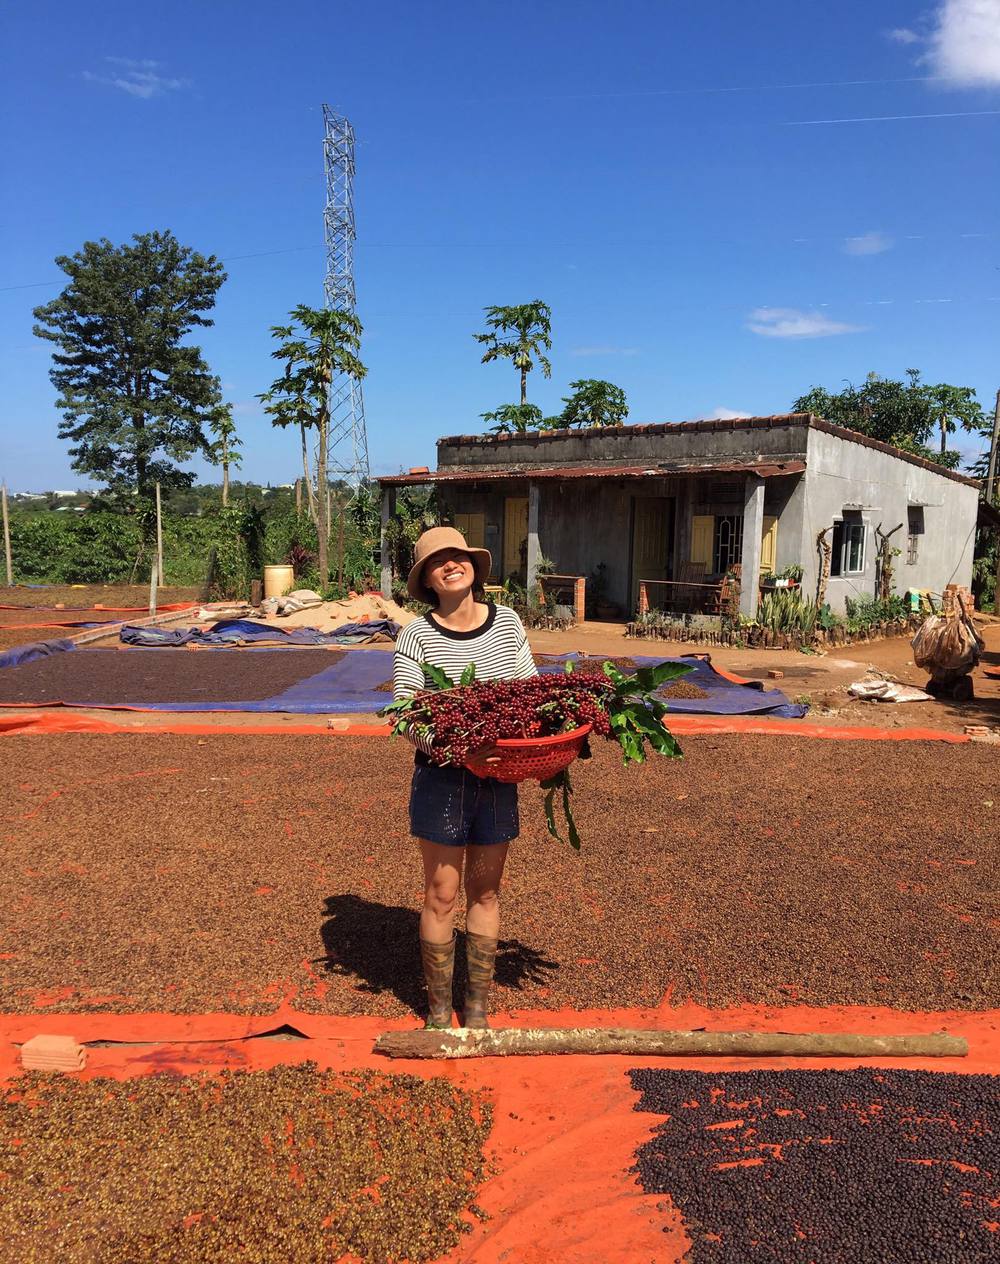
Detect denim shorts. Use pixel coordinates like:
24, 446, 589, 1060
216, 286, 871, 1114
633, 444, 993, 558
409, 763, 519, 847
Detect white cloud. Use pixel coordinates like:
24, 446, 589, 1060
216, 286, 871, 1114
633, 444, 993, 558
842, 230, 894, 256
895, 2, 1000, 85
704, 407, 751, 420
83, 57, 189, 98
926, 0, 1000, 85
746, 308, 865, 339
569, 345, 639, 357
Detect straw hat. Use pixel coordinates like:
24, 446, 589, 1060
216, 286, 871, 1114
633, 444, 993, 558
407, 526, 492, 601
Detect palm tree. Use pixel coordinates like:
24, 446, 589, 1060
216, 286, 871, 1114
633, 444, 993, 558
258, 306, 366, 588
480, 403, 544, 434
551, 379, 628, 430
207, 404, 243, 506
922, 382, 984, 456
474, 301, 552, 405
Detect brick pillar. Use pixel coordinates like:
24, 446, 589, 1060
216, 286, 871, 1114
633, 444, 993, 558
574, 577, 586, 623
638, 582, 649, 616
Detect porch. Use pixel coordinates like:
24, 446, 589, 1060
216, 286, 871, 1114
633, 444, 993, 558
378, 459, 804, 620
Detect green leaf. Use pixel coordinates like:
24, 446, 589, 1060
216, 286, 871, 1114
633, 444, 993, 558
421, 663, 455, 690
602, 661, 627, 687
541, 780, 559, 841
460, 662, 477, 686
564, 658, 575, 674
634, 661, 694, 692
561, 773, 581, 850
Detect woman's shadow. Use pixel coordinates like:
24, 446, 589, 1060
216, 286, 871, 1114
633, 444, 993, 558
316, 893, 559, 1014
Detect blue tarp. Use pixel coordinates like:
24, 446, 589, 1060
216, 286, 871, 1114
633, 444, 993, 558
0, 642, 805, 718
537, 653, 807, 718
106, 649, 393, 713
0, 638, 76, 670
119, 618, 399, 648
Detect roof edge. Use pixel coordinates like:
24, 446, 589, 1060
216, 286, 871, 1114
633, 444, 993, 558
806, 416, 981, 488
428, 412, 979, 489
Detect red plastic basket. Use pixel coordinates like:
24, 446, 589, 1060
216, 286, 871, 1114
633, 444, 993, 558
463, 723, 592, 784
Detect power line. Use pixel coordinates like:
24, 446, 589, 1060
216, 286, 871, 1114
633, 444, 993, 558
786, 109, 1000, 126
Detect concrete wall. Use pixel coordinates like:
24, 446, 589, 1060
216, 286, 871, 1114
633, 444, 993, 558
439, 429, 978, 616
801, 429, 979, 611
438, 420, 810, 471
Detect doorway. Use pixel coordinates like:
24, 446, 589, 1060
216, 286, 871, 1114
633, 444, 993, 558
630, 496, 673, 613
503, 496, 529, 580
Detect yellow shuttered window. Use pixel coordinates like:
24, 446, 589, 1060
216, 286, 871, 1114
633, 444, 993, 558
690, 515, 714, 568
760, 516, 778, 574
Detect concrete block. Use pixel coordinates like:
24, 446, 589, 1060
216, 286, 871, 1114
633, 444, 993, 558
20, 1034, 87, 1072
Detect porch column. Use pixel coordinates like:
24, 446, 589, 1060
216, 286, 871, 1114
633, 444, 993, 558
380, 484, 396, 598
740, 475, 765, 616
526, 481, 541, 592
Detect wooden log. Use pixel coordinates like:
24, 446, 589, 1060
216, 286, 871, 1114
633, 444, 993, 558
374, 1027, 967, 1061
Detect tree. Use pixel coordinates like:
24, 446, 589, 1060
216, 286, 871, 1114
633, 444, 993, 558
474, 301, 552, 405
207, 404, 243, 506
258, 306, 366, 588
792, 370, 983, 469
480, 403, 544, 434
549, 379, 628, 430
922, 382, 984, 456
32, 231, 226, 524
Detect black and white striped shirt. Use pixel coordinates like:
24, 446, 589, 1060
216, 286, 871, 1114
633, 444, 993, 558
393, 603, 537, 759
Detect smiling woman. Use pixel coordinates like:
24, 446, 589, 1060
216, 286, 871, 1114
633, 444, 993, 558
392, 526, 537, 1032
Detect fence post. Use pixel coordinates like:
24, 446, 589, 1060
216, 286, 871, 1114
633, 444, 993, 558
1, 483, 11, 586
155, 482, 164, 585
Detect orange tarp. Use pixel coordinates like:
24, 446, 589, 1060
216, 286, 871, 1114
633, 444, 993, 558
2, 1001, 996, 1264
0, 710, 971, 743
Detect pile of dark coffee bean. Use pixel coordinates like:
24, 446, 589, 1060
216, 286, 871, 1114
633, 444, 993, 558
1, 1063, 492, 1263
629, 1067, 999, 1263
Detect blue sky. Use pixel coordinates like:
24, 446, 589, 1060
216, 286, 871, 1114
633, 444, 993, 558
2, 0, 998, 490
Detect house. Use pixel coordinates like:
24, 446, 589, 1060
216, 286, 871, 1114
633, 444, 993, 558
377, 414, 981, 617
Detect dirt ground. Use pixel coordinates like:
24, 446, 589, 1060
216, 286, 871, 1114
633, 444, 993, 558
1, 732, 995, 1018
0, 584, 201, 608
533, 617, 1000, 735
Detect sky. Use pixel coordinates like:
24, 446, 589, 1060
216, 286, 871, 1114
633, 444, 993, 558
1, 0, 999, 491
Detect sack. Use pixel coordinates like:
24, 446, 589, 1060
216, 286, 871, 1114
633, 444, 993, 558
848, 680, 931, 703
911, 615, 980, 674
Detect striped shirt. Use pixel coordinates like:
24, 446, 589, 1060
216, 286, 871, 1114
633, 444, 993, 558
393, 603, 537, 759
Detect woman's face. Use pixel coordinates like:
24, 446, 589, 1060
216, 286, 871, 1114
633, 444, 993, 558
423, 548, 475, 599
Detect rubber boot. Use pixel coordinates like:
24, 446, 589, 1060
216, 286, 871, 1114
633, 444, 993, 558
419, 935, 456, 1029
463, 932, 498, 1030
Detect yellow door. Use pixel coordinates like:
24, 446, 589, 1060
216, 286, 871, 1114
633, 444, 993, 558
452, 513, 485, 550
760, 515, 778, 575
503, 497, 528, 579
631, 497, 672, 610
690, 515, 714, 569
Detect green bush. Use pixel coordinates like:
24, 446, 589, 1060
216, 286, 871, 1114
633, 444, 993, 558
843, 594, 908, 631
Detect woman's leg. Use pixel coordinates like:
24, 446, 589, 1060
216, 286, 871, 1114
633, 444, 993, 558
463, 842, 509, 1029
418, 840, 463, 1028
464, 842, 510, 938
419, 840, 464, 943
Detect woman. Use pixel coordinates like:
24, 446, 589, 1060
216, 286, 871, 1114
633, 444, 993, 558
393, 526, 537, 1029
